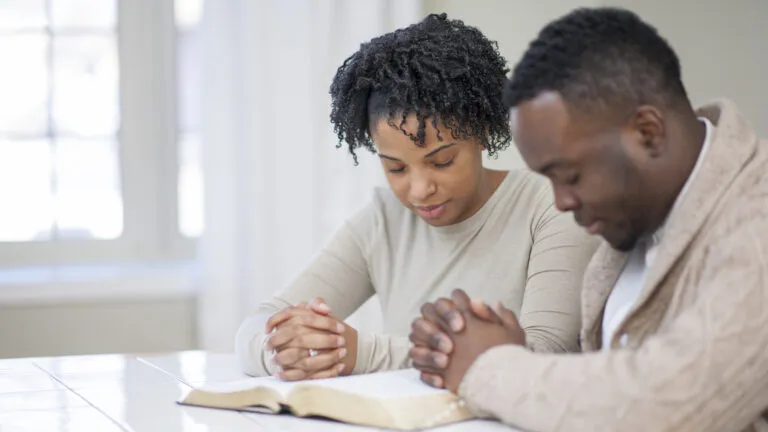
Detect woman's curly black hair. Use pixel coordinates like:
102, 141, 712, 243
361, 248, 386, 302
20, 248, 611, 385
329, 13, 511, 165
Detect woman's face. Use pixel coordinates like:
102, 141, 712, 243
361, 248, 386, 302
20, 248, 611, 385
370, 114, 487, 226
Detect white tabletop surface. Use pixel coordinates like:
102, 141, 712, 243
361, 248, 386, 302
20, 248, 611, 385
0, 350, 521, 431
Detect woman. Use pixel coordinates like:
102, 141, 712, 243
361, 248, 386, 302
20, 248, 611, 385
235, 13, 598, 381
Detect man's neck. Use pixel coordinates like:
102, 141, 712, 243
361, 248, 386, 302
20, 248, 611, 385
648, 117, 709, 240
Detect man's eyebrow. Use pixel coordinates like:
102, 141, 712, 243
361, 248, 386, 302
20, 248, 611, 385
537, 159, 568, 175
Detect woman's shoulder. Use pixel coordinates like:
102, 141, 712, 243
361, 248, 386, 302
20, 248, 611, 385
345, 186, 415, 238
348, 186, 409, 221
495, 168, 555, 213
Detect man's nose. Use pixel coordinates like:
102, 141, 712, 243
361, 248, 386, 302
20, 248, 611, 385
553, 186, 579, 213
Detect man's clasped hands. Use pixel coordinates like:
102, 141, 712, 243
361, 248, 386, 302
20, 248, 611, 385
263, 289, 526, 393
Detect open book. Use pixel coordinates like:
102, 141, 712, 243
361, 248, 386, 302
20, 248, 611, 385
177, 368, 475, 430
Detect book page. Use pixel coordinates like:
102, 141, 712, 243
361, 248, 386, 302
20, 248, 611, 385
298, 368, 448, 399
183, 369, 473, 429
192, 369, 448, 401
194, 375, 297, 399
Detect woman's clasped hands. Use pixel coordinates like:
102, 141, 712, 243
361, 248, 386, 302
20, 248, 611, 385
264, 297, 358, 380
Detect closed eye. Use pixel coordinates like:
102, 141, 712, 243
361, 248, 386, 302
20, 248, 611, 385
434, 159, 454, 168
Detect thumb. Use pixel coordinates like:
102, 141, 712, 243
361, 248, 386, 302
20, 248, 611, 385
494, 301, 521, 330
470, 299, 501, 323
308, 297, 332, 315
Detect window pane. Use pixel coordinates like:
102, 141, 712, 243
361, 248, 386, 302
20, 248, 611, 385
178, 134, 203, 237
178, 29, 202, 134
52, 35, 119, 137
51, 0, 116, 30
177, 0, 205, 237
175, 0, 204, 31
0, 0, 47, 30
0, 35, 49, 135
0, 139, 53, 241
53, 139, 123, 239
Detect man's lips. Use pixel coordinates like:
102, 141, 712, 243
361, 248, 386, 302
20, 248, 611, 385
583, 219, 604, 235
576, 214, 605, 235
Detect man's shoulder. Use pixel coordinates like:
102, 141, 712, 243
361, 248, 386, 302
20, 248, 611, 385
723, 138, 768, 217
701, 140, 768, 245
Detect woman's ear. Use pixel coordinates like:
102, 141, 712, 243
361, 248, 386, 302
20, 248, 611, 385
477, 135, 489, 151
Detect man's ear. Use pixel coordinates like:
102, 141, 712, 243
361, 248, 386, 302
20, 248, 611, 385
631, 105, 666, 158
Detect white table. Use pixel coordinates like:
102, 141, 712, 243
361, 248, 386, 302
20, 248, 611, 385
0, 351, 520, 431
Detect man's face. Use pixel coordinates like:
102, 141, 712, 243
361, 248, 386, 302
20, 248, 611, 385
511, 92, 654, 251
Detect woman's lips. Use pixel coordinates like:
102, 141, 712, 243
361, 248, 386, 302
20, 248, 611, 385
415, 202, 447, 220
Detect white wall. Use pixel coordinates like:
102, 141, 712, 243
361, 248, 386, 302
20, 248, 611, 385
603, 0, 768, 136
0, 298, 196, 358
4, 0, 766, 359
428, 0, 768, 169
425, 0, 600, 170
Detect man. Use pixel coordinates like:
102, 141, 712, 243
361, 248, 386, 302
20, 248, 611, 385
409, 7, 768, 432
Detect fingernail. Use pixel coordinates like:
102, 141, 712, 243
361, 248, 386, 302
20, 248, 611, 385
337, 336, 345, 346
439, 339, 451, 353
336, 323, 345, 333
435, 354, 448, 369
337, 363, 345, 373
450, 319, 462, 332
338, 348, 347, 359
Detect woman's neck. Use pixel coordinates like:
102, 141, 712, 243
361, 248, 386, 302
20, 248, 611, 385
455, 168, 508, 223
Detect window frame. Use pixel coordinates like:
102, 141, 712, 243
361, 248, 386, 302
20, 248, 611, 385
0, 0, 196, 268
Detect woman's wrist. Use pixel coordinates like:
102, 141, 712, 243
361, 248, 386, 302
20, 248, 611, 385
339, 323, 358, 375
260, 330, 278, 376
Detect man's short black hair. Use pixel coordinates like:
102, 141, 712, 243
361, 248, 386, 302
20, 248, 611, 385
330, 13, 512, 164
504, 7, 688, 116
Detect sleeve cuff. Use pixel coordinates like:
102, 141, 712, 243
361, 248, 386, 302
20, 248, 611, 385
234, 313, 272, 376
352, 331, 375, 375
458, 344, 531, 416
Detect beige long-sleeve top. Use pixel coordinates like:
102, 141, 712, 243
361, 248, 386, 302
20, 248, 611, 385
236, 169, 598, 376
458, 100, 768, 432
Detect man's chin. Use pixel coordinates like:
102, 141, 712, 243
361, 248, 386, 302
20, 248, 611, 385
606, 233, 640, 252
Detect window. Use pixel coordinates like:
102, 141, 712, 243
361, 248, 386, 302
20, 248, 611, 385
176, 0, 204, 238
0, 0, 121, 243
0, 0, 204, 267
